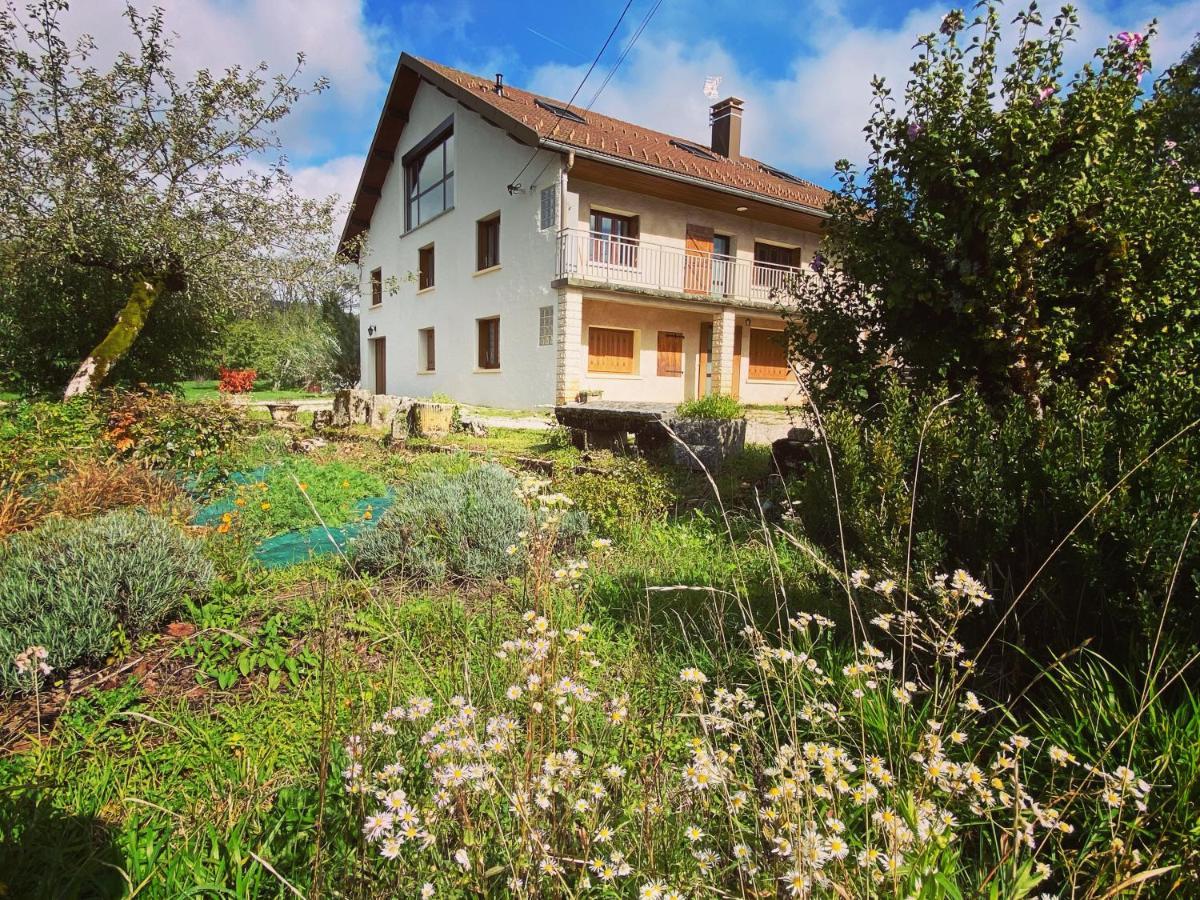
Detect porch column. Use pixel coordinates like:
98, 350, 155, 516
556, 285, 583, 405
710, 306, 737, 397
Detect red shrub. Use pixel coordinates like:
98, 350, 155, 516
218, 368, 256, 394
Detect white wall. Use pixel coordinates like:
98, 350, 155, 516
358, 81, 562, 408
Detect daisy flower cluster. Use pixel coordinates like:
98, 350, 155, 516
340, 559, 1153, 897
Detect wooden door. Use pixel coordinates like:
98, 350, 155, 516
731, 325, 742, 400
684, 224, 714, 294
698, 322, 713, 397
372, 337, 386, 394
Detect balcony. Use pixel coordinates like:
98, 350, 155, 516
555, 228, 803, 306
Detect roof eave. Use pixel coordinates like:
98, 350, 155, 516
543, 140, 830, 221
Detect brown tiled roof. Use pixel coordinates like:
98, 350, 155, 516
339, 53, 831, 255
416, 56, 832, 211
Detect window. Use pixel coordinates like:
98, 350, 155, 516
670, 139, 718, 161
588, 327, 635, 374
753, 242, 799, 287
535, 98, 587, 124
404, 118, 454, 230
418, 327, 435, 372
477, 317, 500, 369
539, 184, 557, 231
476, 214, 500, 270
657, 331, 684, 377
759, 163, 808, 185
418, 245, 435, 290
748, 328, 791, 380
589, 210, 639, 266
539, 306, 554, 346
370, 268, 382, 307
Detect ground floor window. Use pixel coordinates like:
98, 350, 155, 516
587, 326, 635, 374
748, 328, 791, 380
539, 306, 554, 346
477, 317, 500, 369
656, 331, 683, 376
418, 327, 435, 372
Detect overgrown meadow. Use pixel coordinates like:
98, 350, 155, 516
0, 390, 1195, 899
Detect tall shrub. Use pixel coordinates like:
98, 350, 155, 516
783, 4, 1200, 412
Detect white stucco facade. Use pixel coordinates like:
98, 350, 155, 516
356, 79, 818, 410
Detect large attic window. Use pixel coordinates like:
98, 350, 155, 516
670, 139, 718, 161
759, 163, 807, 185
535, 99, 587, 124
404, 116, 455, 231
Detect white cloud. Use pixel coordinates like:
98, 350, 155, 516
46, 0, 391, 160
290, 154, 365, 214
527, 0, 1200, 184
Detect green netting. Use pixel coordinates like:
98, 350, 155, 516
250, 493, 393, 568
190, 466, 392, 568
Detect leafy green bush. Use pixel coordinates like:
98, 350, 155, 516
0, 397, 105, 480
0, 510, 214, 692
214, 459, 387, 538
674, 393, 743, 420
105, 389, 254, 468
353, 463, 584, 583
218, 303, 337, 390
790, 379, 1200, 659
556, 458, 669, 537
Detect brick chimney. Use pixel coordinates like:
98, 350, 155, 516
710, 97, 744, 161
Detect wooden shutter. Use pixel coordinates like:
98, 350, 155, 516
588, 327, 635, 374
684, 224, 714, 294
372, 337, 387, 393
657, 331, 684, 376
748, 328, 790, 380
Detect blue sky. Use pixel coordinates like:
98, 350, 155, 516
60, 0, 1200, 212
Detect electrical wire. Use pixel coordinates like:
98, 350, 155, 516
507, 0, 635, 193
526, 0, 665, 191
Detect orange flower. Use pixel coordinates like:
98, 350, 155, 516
221, 513, 233, 524
298, 482, 308, 492
362, 510, 372, 520
217, 523, 231, 534
234, 497, 246, 507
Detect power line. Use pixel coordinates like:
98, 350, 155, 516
527, 0, 664, 190
506, 0, 635, 193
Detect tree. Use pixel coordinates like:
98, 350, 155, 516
0, 0, 347, 398
783, 4, 1200, 414
1156, 33, 1200, 170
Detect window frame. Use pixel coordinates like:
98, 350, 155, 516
418, 244, 435, 291
403, 116, 455, 232
588, 210, 639, 267
539, 184, 558, 231
753, 241, 800, 286
476, 213, 501, 271
477, 316, 501, 370
538, 305, 554, 347
369, 267, 382, 307
418, 327, 436, 373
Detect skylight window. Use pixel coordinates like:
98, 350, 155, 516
670, 139, 718, 161
759, 163, 807, 185
535, 99, 587, 124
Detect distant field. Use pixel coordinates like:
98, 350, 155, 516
179, 379, 329, 402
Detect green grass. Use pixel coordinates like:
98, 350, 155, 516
179, 379, 329, 403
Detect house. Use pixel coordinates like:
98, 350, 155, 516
340, 53, 832, 408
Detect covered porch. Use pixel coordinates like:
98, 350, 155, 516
554, 287, 797, 406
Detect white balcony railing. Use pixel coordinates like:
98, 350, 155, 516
555, 228, 803, 304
